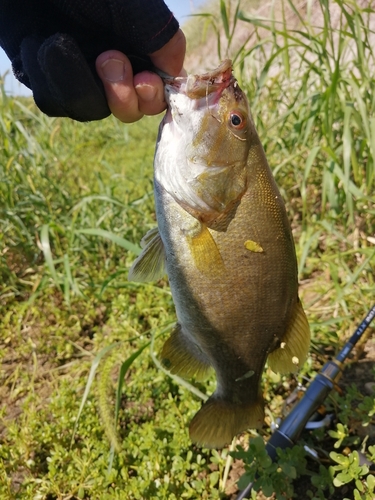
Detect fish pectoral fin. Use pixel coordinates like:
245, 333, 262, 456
128, 228, 166, 282
187, 223, 225, 278
189, 393, 264, 449
140, 227, 159, 248
267, 299, 310, 374
160, 324, 212, 381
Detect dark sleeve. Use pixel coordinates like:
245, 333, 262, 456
0, 0, 179, 121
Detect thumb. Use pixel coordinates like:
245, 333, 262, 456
149, 29, 186, 76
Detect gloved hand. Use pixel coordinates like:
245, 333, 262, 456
0, 0, 179, 121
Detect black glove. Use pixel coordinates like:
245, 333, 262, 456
0, 0, 179, 121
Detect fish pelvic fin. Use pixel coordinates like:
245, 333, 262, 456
187, 223, 225, 278
267, 299, 310, 374
160, 325, 211, 381
189, 393, 264, 449
128, 228, 166, 282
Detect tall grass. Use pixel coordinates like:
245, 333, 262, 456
0, 90, 157, 307
240, 0, 374, 220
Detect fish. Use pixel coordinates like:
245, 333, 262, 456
128, 60, 310, 449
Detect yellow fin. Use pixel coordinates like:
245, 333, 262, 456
188, 224, 225, 278
189, 394, 264, 449
160, 325, 211, 381
244, 240, 264, 253
267, 299, 310, 374
128, 228, 166, 282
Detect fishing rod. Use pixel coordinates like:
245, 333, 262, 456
236, 304, 375, 500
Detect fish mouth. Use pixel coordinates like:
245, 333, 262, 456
162, 59, 235, 99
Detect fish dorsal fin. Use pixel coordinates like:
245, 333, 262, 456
187, 223, 225, 278
267, 299, 310, 374
128, 228, 166, 282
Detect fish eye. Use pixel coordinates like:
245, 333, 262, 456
229, 111, 246, 130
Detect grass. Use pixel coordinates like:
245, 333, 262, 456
1, 0, 375, 499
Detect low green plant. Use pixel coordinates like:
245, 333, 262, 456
232, 437, 308, 499
328, 423, 352, 449
329, 451, 375, 500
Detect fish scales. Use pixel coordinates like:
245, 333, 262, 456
129, 60, 310, 448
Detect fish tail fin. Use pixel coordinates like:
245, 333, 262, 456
267, 299, 310, 374
160, 325, 211, 381
189, 393, 264, 449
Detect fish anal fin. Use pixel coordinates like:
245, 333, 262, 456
160, 325, 211, 381
128, 228, 166, 282
267, 299, 310, 374
187, 224, 225, 278
189, 394, 264, 449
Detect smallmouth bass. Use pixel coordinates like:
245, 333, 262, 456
129, 60, 310, 449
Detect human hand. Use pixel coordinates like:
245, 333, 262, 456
0, 0, 182, 122
96, 29, 186, 123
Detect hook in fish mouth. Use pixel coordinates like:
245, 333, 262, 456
157, 59, 235, 98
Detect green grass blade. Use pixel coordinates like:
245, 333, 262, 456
63, 253, 72, 306
40, 224, 59, 285
76, 228, 141, 255
369, 117, 375, 189
71, 194, 128, 211
113, 341, 151, 439
99, 269, 128, 296
71, 342, 121, 447
340, 250, 375, 299
301, 146, 320, 222
342, 101, 354, 219
297, 228, 321, 278
220, 0, 230, 40
281, 1, 290, 78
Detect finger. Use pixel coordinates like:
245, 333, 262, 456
150, 29, 186, 76
134, 71, 166, 116
96, 50, 144, 123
